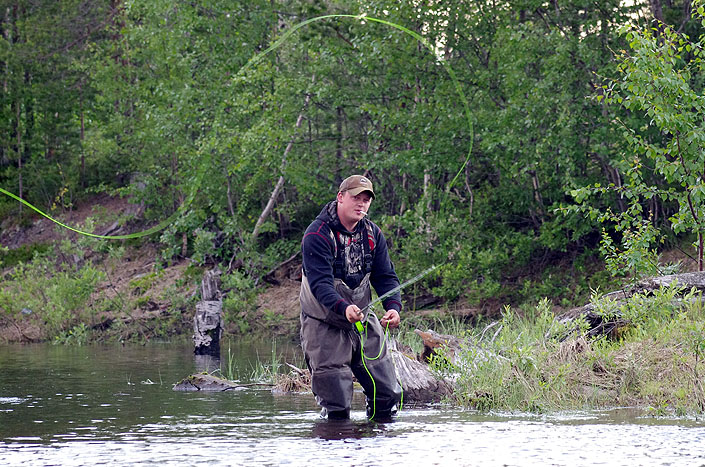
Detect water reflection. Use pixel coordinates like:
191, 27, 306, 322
311, 418, 388, 440
192, 353, 220, 374
2, 342, 705, 467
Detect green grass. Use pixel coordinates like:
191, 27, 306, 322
425, 291, 705, 416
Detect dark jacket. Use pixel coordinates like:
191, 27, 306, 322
301, 201, 402, 318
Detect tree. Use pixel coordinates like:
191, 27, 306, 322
595, 3, 705, 271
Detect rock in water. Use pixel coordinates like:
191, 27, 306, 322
173, 373, 245, 392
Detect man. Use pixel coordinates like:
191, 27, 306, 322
299, 174, 403, 420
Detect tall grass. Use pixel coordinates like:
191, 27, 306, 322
429, 290, 705, 415
221, 340, 284, 384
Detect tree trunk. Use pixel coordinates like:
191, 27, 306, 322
80, 92, 85, 188
16, 100, 22, 216
252, 80, 313, 242
336, 105, 344, 160
650, 0, 664, 23
226, 173, 235, 217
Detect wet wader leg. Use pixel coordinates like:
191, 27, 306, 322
351, 312, 402, 416
300, 314, 354, 416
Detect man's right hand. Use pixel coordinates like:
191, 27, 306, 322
345, 304, 363, 323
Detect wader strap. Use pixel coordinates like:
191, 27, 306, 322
300, 272, 372, 330
362, 220, 374, 275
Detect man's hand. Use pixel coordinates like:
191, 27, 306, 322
380, 309, 400, 328
345, 304, 364, 323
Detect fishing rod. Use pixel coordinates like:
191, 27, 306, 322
354, 264, 438, 333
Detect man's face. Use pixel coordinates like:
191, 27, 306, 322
336, 190, 373, 229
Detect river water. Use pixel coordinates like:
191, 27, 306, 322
1, 340, 704, 466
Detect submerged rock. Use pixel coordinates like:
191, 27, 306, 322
173, 373, 245, 392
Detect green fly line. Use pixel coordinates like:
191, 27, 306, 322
0, 13, 473, 241
1, 13, 474, 421
356, 264, 437, 419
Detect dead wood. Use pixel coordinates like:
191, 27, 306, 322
193, 269, 223, 355
557, 271, 705, 341
389, 338, 453, 402
262, 252, 302, 285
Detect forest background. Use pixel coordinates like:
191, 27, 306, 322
2, 0, 705, 344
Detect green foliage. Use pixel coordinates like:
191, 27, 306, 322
580, 6, 705, 272
53, 323, 91, 346
4, 0, 704, 320
0, 242, 51, 268
222, 270, 258, 334
192, 228, 218, 266
0, 254, 105, 339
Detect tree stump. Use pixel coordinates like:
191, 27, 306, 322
193, 269, 223, 355
389, 339, 453, 402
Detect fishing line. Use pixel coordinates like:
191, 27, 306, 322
1, 13, 473, 241
0, 151, 209, 240
354, 264, 436, 419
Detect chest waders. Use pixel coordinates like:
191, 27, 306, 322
300, 273, 402, 419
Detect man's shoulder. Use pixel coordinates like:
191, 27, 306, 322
305, 218, 330, 234
303, 219, 334, 247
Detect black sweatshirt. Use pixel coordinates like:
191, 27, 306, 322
302, 201, 402, 317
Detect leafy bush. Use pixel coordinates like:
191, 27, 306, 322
0, 254, 105, 339
0, 243, 51, 269
222, 270, 258, 334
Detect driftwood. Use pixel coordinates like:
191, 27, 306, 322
173, 373, 276, 391
193, 269, 223, 355
634, 271, 705, 294
390, 338, 453, 402
558, 271, 705, 340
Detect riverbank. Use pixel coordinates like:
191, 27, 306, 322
0, 195, 499, 344
2, 196, 705, 417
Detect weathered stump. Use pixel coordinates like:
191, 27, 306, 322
193, 269, 223, 355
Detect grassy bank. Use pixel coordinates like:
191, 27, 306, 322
2, 215, 705, 417
0, 236, 199, 344
423, 286, 705, 416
